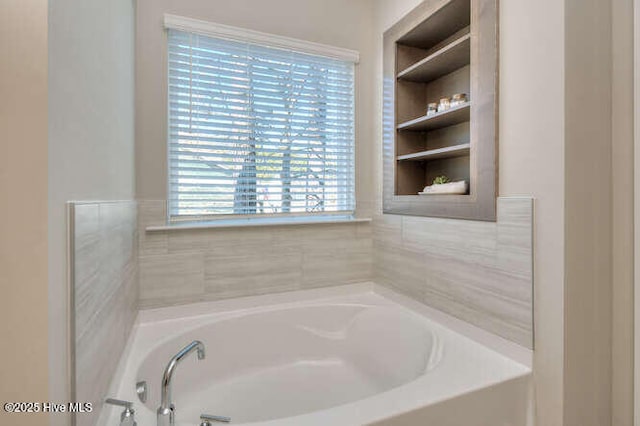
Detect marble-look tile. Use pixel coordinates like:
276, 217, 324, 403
73, 204, 102, 337
299, 223, 372, 288
139, 231, 168, 256
71, 201, 138, 426
138, 199, 167, 226
296, 222, 359, 243
137, 196, 532, 349
136, 196, 533, 349
302, 248, 371, 289
402, 215, 497, 263
423, 252, 531, 304
372, 212, 403, 248
495, 198, 533, 279
75, 287, 125, 426
137, 200, 169, 256
139, 252, 204, 300
137, 200, 374, 307
206, 227, 275, 257
204, 250, 302, 299
421, 285, 532, 348
373, 197, 534, 348
374, 242, 426, 301
356, 221, 373, 239
74, 204, 100, 252
167, 229, 209, 253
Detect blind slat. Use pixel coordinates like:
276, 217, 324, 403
169, 170, 354, 178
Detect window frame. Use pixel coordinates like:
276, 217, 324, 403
164, 14, 359, 224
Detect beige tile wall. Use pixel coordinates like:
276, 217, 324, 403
138, 200, 373, 308
373, 197, 533, 348
71, 201, 138, 426
138, 198, 532, 348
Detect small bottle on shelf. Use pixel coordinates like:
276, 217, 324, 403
426, 103, 438, 116
450, 93, 468, 107
437, 97, 451, 112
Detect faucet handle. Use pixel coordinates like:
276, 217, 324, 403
105, 398, 136, 426
136, 381, 148, 403
200, 413, 231, 424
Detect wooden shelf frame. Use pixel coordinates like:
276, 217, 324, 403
397, 33, 471, 82
397, 102, 471, 132
382, 0, 498, 221
397, 143, 470, 161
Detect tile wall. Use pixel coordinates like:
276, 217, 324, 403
71, 201, 137, 426
137, 197, 532, 347
137, 200, 373, 308
373, 197, 534, 347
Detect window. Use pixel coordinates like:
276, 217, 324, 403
166, 18, 357, 221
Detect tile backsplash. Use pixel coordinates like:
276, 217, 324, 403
137, 200, 373, 308
70, 201, 137, 426
373, 197, 534, 348
138, 198, 532, 348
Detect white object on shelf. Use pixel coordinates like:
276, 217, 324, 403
419, 180, 468, 195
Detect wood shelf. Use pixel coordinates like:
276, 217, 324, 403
397, 102, 470, 132
397, 143, 470, 161
397, 34, 471, 82
397, 0, 471, 49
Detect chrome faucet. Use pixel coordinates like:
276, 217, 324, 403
157, 340, 206, 426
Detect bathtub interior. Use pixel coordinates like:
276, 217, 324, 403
135, 304, 439, 424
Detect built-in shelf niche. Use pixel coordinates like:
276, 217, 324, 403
383, 0, 498, 221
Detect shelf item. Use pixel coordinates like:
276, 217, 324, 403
397, 34, 471, 82
437, 97, 452, 112
397, 143, 470, 162
397, 103, 470, 132
419, 180, 468, 195
451, 93, 468, 107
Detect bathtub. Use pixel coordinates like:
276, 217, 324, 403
99, 283, 532, 426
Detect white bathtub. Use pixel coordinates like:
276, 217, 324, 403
99, 283, 532, 426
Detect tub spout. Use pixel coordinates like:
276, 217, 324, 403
157, 340, 206, 426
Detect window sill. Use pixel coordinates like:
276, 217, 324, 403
145, 215, 372, 232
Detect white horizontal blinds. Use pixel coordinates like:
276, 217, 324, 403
168, 29, 355, 218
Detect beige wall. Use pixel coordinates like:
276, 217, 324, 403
636, 0, 640, 416
499, 0, 567, 423
499, 10, 564, 426
0, 0, 50, 425
499, 9, 565, 422
48, 0, 136, 424
563, 0, 613, 424
611, 1, 634, 425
